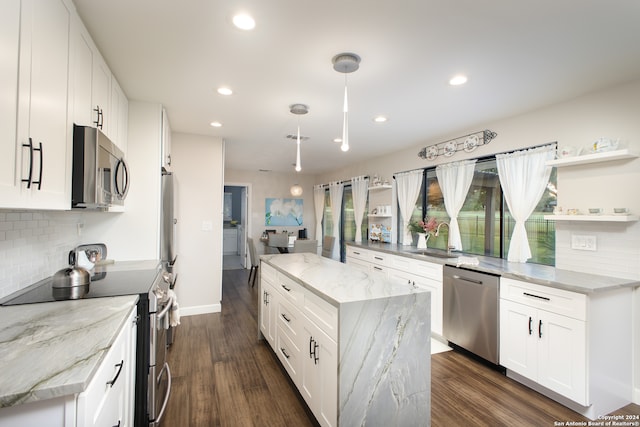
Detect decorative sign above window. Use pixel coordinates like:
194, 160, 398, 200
418, 129, 498, 161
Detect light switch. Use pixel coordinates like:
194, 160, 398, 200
201, 220, 213, 231
571, 234, 597, 251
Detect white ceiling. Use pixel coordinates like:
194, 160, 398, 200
72, 0, 640, 174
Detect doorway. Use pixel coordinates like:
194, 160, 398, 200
222, 184, 250, 270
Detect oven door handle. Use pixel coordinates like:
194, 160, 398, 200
156, 362, 172, 424
157, 296, 173, 321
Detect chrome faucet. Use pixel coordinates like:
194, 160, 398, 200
435, 222, 455, 254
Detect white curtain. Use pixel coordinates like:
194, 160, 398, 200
313, 184, 325, 242
496, 144, 555, 263
436, 159, 477, 251
328, 181, 344, 259
351, 176, 369, 243
396, 169, 423, 245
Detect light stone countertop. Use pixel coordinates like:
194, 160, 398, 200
0, 295, 138, 408
261, 252, 424, 306
347, 241, 640, 294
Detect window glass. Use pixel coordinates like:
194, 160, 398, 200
342, 186, 368, 244
410, 157, 556, 266
322, 189, 333, 238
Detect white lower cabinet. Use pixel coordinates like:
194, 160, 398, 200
259, 275, 277, 348
0, 306, 137, 427
500, 298, 586, 404
300, 318, 338, 427
500, 277, 634, 419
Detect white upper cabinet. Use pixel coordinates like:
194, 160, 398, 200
1, 0, 72, 210
0, 0, 22, 206
70, 12, 128, 152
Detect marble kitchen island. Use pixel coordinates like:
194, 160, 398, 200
259, 253, 431, 427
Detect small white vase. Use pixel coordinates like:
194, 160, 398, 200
416, 233, 429, 249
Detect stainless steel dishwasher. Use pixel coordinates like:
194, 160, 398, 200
443, 265, 501, 364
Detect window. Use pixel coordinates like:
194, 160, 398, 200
322, 185, 368, 262
409, 157, 556, 265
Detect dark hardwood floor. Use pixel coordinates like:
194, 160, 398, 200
164, 268, 640, 426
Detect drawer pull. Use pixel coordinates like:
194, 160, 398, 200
280, 347, 290, 359
106, 360, 124, 387
353, 251, 361, 255
281, 284, 291, 292
112, 421, 121, 427
281, 313, 291, 322
373, 266, 383, 271
523, 292, 550, 301
374, 256, 383, 260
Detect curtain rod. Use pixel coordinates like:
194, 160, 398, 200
316, 175, 370, 188
393, 141, 557, 178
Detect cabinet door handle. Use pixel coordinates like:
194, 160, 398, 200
112, 421, 121, 427
523, 292, 550, 301
313, 341, 319, 365
21, 138, 34, 188
33, 141, 43, 190
280, 347, 290, 359
309, 336, 315, 358
94, 105, 101, 128
106, 360, 124, 387
281, 313, 291, 322
538, 320, 543, 338
528, 316, 532, 335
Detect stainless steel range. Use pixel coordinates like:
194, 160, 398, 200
0, 260, 173, 427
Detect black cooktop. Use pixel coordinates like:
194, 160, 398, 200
0, 265, 160, 306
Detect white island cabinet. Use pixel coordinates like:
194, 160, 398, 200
259, 253, 431, 427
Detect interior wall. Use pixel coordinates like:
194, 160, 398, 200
171, 132, 224, 315
224, 169, 318, 257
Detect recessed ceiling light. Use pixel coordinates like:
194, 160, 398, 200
373, 116, 387, 123
449, 75, 468, 86
232, 13, 255, 30
217, 87, 233, 96
210, 121, 222, 127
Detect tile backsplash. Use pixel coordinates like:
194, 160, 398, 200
0, 210, 84, 299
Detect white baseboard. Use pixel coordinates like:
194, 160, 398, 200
180, 303, 221, 316
634, 386, 640, 404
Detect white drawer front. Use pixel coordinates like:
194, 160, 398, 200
277, 273, 304, 306
261, 262, 277, 283
276, 324, 301, 384
303, 290, 338, 342
278, 298, 302, 340
387, 254, 412, 271
346, 256, 370, 273
501, 277, 586, 321
369, 251, 389, 266
411, 259, 443, 281
346, 246, 369, 261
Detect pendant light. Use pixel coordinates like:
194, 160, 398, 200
332, 53, 360, 152
289, 103, 309, 172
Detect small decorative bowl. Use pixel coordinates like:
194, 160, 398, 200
613, 208, 629, 215
588, 208, 602, 215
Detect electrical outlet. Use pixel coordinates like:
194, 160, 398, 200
571, 234, 597, 251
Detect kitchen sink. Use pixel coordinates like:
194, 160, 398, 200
407, 249, 458, 259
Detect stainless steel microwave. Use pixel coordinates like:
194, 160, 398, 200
72, 125, 129, 209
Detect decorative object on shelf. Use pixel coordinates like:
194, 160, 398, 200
290, 184, 303, 196
418, 129, 497, 160
592, 137, 619, 153
332, 52, 361, 152
369, 223, 391, 242
289, 103, 309, 172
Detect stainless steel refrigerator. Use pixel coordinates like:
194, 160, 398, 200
160, 168, 178, 345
